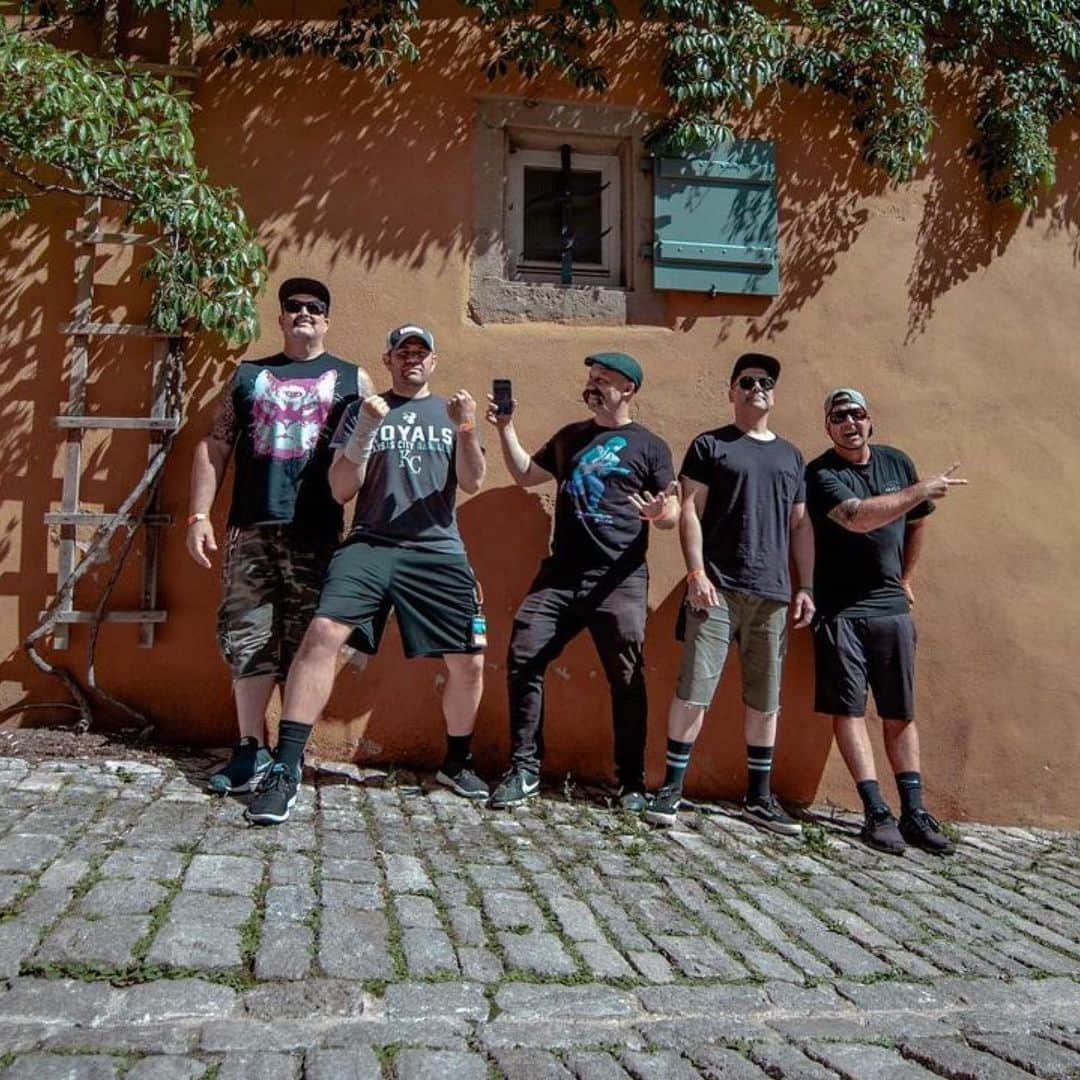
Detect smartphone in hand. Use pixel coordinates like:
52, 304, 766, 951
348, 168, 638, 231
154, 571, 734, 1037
492, 378, 513, 416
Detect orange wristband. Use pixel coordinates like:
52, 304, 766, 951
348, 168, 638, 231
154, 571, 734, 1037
686, 568, 707, 583
186, 513, 208, 526
457, 421, 476, 433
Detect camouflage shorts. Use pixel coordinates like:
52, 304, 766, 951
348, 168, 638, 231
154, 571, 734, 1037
216, 525, 336, 681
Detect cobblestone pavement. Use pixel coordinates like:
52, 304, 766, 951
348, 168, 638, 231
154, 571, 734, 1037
0, 754, 1077, 1079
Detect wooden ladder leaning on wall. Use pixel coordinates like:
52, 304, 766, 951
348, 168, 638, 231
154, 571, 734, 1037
47, 0, 199, 652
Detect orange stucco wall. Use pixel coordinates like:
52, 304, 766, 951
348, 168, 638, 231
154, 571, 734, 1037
1, 12, 1078, 826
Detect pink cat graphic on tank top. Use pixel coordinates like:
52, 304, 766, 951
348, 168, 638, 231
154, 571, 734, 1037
250, 369, 339, 459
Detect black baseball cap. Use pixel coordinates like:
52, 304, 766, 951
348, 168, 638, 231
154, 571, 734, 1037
585, 351, 643, 390
730, 352, 781, 383
278, 277, 331, 311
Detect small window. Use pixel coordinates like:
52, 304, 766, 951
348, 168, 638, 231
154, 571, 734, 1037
507, 148, 621, 286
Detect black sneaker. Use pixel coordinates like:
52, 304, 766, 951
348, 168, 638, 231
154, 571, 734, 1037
244, 762, 300, 825
488, 768, 540, 808
899, 808, 955, 855
435, 759, 490, 800
743, 794, 802, 836
861, 807, 906, 855
644, 784, 682, 827
207, 740, 272, 795
618, 788, 648, 813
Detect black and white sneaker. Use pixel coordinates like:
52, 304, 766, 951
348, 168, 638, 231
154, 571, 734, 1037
617, 788, 648, 813
435, 759, 490, 800
743, 794, 802, 836
244, 762, 300, 825
644, 784, 682, 827
207, 740, 272, 795
899, 808, 955, 855
488, 768, 540, 808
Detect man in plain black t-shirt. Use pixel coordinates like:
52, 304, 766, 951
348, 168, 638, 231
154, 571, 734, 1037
186, 277, 372, 797
646, 353, 815, 835
486, 352, 678, 810
806, 388, 967, 855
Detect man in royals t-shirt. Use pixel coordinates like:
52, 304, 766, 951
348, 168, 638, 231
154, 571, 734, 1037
244, 324, 489, 825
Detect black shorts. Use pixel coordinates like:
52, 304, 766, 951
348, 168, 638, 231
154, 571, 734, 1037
813, 613, 916, 721
315, 540, 482, 658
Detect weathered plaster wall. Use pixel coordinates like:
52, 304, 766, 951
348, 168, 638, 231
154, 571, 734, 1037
1, 13, 1077, 826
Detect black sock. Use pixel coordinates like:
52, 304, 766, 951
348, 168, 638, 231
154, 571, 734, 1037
275, 720, 312, 776
746, 744, 773, 803
662, 738, 694, 790
234, 736, 259, 762
895, 771, 925, 814
445, 733, 473, 770
856, 779, 890, 817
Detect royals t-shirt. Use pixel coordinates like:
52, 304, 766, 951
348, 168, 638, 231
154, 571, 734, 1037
330, 393, 468, 554
225, 352, 359, 539
679, 424, 806, 602
533, 420, 675, 570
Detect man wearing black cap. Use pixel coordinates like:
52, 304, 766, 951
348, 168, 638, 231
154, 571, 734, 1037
647, 353, 814, 833
486, 352, 678, 810
806, 388, 967, 854
187, 278, 372, 796
244, 324, 489, 824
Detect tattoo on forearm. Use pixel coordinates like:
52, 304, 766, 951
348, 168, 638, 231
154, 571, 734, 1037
207, 393, 238, 445
828, 498, 860, 525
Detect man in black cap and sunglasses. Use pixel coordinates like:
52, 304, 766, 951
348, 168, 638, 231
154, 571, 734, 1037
806, 388, 967, 855
647, 353, 814, 834
186, 277, 372, 796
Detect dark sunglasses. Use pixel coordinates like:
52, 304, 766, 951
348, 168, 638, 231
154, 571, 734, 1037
736, 375, 776, 391
282, 298, 328, 316
828, 407, 869, 424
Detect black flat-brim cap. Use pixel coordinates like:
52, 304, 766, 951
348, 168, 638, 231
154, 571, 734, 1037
730, 352, 781, 382
585, 352, 643, 390
278, 277, 331, 311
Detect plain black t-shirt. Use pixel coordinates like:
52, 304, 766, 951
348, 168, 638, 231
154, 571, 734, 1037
226, 352, 359, 540
680, 424, 806, 602
805, 444, 935, 618
533, 420, 675, 571
330, 393, 466, 554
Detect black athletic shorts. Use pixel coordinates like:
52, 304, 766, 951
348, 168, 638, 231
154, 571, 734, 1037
315, 539, 482, 658
813, 613, 916, 721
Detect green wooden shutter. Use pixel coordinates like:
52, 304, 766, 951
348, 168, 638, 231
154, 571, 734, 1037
652, 139, 778, 295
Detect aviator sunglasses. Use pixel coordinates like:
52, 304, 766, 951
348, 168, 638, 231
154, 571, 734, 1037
828, 407, 869, 424
737, 375, 776, 391
283, 298, 328, 316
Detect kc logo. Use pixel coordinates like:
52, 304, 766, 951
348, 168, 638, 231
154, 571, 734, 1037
402, 411, 417, 425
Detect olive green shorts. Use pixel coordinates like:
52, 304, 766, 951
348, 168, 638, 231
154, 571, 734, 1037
675, 588, 789, 713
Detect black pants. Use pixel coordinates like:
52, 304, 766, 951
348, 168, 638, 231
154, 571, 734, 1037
507, 560, 648, 790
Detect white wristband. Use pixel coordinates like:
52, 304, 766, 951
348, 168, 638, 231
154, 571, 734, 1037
342, 409, 382, 465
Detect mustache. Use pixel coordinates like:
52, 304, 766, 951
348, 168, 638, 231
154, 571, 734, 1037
582, 388, 603, 404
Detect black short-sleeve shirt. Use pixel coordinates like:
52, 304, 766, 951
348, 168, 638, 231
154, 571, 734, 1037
533, 420, 675, 571
805, 444, 935, 618
226, 352, 359, 540
679, 424, 806, 603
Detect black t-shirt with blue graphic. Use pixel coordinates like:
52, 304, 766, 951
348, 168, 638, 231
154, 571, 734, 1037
227, 352, 359, 540
680, 424, 806, 603
806, 444, 934, 618
330, 393, 467, 554
533, 420, 675, 571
